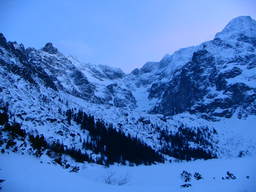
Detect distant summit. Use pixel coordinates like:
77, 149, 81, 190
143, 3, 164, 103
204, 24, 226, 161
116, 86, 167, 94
215, 16, 256, 40
42, 42, 58, 54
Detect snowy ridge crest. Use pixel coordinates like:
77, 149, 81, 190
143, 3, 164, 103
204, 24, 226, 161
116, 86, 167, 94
215, 16, 256, 40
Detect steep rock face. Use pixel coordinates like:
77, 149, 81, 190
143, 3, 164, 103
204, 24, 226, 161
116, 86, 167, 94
148, 16, 256, 118
88, 64, 125, 80
151, 50, 213, 115
0, 39, 58, 91
41, 42, 59, 54
0, 38, 136, 108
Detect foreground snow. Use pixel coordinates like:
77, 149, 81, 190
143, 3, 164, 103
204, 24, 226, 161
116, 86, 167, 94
0, 154, 255, 192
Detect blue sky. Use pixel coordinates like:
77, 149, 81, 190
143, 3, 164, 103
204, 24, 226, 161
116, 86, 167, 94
1, 0, 256, 72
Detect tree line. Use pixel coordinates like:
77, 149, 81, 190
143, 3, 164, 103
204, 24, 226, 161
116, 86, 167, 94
66, 109, 164, 165
0, 103, 164, 166
159, 125, 217, 160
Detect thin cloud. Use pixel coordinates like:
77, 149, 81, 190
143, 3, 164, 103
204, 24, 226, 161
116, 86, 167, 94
56, 40, 93, 62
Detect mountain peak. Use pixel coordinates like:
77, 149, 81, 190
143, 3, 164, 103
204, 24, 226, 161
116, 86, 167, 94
0, 33, 7, 47
215, 16, 256, 40
42, 42, 58, 54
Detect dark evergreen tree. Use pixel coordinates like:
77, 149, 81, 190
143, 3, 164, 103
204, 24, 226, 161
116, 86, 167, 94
0, 112, 8, 125
65, 109, 164, 165
159, 125, 216, 160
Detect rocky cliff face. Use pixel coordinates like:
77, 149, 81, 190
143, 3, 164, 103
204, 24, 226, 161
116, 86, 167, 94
0, 33, 136, 109
141, 16, 256, 118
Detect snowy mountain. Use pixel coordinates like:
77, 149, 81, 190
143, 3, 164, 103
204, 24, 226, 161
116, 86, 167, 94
0, 16, 256, 170
125, 16, 256, 118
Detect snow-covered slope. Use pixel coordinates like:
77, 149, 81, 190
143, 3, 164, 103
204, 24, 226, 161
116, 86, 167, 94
0, 16, 256, 169
215, 16, 256, 40
126, 16, 256, 118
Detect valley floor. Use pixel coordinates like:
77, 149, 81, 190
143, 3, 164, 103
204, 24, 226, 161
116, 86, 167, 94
0, 154, 255, 192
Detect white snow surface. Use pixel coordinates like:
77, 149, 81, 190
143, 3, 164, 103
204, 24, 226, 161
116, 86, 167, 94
215, 16, 256, 40
0, 154, 255, 192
